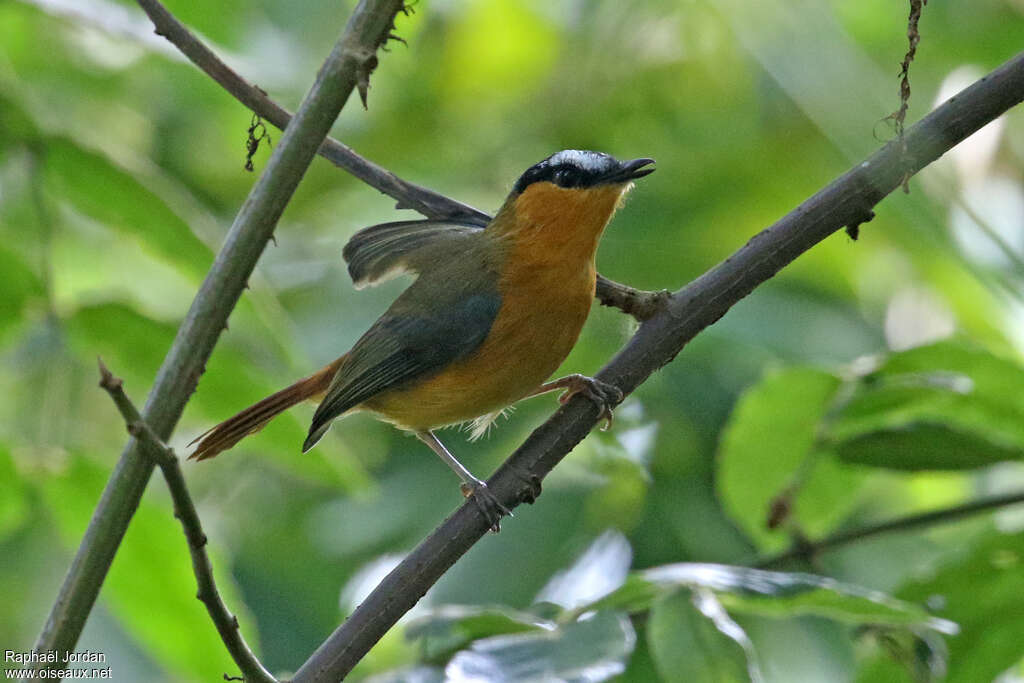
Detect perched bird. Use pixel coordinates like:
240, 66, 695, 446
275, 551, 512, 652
190, 150, 655, 528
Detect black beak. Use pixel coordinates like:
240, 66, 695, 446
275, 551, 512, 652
601, 157, 656, 184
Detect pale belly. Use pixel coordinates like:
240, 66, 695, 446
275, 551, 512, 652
362, 264, 595, 431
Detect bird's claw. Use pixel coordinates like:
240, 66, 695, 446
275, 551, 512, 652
460, 480, 511, 533
558, 374, 624, 430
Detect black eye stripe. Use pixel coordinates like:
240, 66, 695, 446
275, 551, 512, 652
512, 150, 617, 194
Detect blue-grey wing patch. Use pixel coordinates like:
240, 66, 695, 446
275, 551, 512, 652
343, 220, 486, 289
302, 292, 501, 450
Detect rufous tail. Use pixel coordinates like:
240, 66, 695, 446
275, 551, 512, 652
188, 356, 346, 461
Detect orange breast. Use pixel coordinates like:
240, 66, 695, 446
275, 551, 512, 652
363, 182, 626, 431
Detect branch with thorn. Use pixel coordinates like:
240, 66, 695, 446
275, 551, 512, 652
32, 0, 1024, 679
134, 0, 670, 322
31, 0, 410, 676
97, 359, 278, 683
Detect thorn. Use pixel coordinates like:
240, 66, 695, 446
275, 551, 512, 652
97, 357, 123, 392
357, 78, 370, 109
356, 54, 379, 109
845, 209, 875, 241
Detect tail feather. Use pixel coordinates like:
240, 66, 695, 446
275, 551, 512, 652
189, 356, 345, 461
301, 422, 331, 454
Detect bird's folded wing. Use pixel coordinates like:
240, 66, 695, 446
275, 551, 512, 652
343, 219, 487, 289
303, 291, 501, 449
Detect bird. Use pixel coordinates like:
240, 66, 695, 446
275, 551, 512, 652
189, 150, 655, 529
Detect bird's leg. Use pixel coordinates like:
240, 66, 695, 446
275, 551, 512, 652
416, 430, 510, 532
527, 374, 624, 430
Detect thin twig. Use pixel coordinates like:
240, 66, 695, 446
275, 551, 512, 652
136, 0, 487, 223
757, 490, 1024, 569
134, 0, 670, 322
291, 53, 1024, 682
887, 0, 928, 192
97, 359, 277, 683
31, 1, 408, 677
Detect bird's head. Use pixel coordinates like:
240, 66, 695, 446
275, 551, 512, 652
494, 151, 654, 248
511, 150, 656, 196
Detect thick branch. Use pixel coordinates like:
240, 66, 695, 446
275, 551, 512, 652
291, 53, 1024, 682
135, 0, 669, 321
31, 0, 406, 676
97, 359, 277, 683
757, 490, 1024, 568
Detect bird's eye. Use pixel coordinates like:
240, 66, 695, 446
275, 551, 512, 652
554, 168, 577, 186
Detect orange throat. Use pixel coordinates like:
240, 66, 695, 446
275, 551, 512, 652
360, 182, 631, 432
504, 182, 631, 264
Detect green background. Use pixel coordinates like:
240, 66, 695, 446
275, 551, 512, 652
2, 0, 1024, 680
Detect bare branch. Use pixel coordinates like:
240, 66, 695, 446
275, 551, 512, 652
291, 52, 1024, 682
594, 276, 672, 321
97, 359, 277, 683
31, 1, 408, 676
757, 490, 1024, 569
136, 0, 488, 224
134, 0, 670, 321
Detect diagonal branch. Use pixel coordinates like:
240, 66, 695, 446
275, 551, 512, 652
136, 0, 488, 225
96, 359, 277, 683
30, 0, 408, 677
134, 0, 670, 322
291, 52, 1024, 682
757, 489, 1024, 569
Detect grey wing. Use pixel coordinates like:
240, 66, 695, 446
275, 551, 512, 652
343, 219, 487, 289
302, 291, 501, 451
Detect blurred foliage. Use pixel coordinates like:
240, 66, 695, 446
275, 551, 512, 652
1, 0, 1023, 681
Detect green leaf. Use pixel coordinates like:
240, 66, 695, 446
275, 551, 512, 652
62, 301, 344, 484
360, 666, 444, 683
444, 611, 635, 682
583, 563, 956, 635
0, 245, 44, 338
43, 137, 211, 280
0, 446, 29, 540
647, 565, 957, 633
0, 91, 40, 150
717, 366, 861, 551
896, 530, 1024, 683
835, 422, 1024, 470
406, 605, 551, 663
828, 341, 1024, 470
855, 626, 948, 683
39, 454, 251, 681
571, 572, 662, 617
648, 589, 760, 683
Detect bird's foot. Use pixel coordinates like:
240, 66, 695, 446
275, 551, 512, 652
557, 374, 624, 430
460, 479, 511, 533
